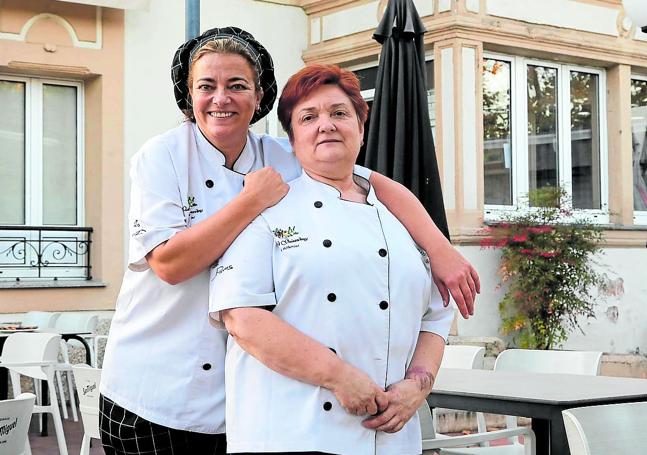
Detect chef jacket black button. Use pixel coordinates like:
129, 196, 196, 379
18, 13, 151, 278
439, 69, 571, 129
379, 301, 389, 310
323, 401, 333, 411
314, 201, 323, 208
205, 179, 214, 188
379, 248, 388, 257
323, 239, 332, 248
329, 347, 337, 354
327, 293, 337, 302
202, 363, 212, 370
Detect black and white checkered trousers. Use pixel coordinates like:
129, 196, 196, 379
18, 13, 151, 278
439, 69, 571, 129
100, 394, 226, 455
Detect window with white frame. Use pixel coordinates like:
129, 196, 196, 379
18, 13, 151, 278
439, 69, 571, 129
0, 76, 87, 282
0, 76, 84, 227
631, 76, 647, 224
483, 55, 608, 221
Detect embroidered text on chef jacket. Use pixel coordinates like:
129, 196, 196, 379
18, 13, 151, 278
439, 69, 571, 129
209, 171, 453, 454
100, 121, 308, 433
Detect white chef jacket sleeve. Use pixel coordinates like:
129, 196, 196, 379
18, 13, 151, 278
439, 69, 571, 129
420, 276, 454, 342
209, 215, 276, 329
127, 138, 186, 271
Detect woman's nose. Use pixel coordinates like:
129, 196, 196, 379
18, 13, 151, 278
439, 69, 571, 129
318, 116, 336, 132
212, 89, 230, 105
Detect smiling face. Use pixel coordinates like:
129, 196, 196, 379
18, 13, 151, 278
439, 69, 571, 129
189, 52, 262, 158
290, 84, 364, 180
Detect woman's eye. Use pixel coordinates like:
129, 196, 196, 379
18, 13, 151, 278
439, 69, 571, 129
333, 110, 348, 117
301, 114, 314, 123
230, 83, 248, 90
198, 84, 213, 91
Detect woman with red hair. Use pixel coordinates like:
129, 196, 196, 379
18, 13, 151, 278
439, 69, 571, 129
209, 64, 452, 455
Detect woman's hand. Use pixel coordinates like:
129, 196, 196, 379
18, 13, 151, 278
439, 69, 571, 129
329, 363, 389, 416
367, 172, 479, 319
241, 167, 289, 210
361, 379, 427, 433
427, 242, 480, 319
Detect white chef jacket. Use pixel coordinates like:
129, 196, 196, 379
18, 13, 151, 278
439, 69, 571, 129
209, 171, 453, 454
100, 121, 305, 433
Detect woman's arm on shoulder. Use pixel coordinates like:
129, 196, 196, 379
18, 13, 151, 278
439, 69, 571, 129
369, 172, 479, 318
146, 167, 288, 284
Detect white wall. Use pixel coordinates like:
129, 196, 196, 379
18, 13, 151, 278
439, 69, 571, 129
122, 0, 307, 257
456, 245, 647, 354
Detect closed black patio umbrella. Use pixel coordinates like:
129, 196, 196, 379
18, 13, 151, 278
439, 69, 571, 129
364, 0, 449, 239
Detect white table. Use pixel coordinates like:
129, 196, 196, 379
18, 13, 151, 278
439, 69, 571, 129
429, 368, 647, 455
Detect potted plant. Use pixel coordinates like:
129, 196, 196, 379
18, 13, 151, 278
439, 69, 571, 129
481, 187, 605, 349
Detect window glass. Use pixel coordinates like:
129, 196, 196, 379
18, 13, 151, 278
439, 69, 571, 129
570, 72, 600, 209
355, 66, 379, 92
426, 60, 436, 137
483, 59, 512, 205
631, 79, 647, 212
42, 84, 77, 225
527, 65, 559, 202
0, 80, 26, 224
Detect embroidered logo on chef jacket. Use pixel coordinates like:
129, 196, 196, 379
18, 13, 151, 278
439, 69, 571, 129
273, 226, 308, 251
182, 195, 204, 220
212, 264, 234, 276
132, 219, 147, 238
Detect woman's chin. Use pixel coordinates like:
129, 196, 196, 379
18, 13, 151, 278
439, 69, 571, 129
303, 163, 355, 180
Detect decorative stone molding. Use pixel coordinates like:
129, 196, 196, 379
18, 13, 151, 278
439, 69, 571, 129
0, 8, 102, 49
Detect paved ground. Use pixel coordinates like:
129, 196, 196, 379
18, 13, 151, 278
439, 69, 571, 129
28, 404, 104, 455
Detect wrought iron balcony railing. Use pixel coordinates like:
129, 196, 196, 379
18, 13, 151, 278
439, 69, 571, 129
0, 226, 93, 281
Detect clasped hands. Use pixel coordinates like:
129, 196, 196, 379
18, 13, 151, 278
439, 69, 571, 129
330, 364, 432, 434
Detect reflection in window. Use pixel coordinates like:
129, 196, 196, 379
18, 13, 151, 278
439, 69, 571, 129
0, 80, 25, 224
527, 65, 559, 202
632, 79, 647, 212
570, 72, 600, 209
43, 84, 78, 225
0, 77, 81, 227
483, 59, 512, 205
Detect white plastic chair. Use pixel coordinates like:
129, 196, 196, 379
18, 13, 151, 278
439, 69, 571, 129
73, 365, 102, 455
436, 349, 602, 455
562, 402, 647, 455
0, 333, 70, 455
420, 400, 536, 455
55, 313, 99, 366
53, 313, 99, 422
432, 345, 488, 443
20, 311, 61, 329
0, 393, 36, 455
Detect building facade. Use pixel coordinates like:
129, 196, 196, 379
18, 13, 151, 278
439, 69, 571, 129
1, 0, 646, 354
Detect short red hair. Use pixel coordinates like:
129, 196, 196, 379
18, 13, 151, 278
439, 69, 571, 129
278, 64, 368, 140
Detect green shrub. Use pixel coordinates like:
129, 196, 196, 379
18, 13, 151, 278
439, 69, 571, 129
481, 187, 605, 349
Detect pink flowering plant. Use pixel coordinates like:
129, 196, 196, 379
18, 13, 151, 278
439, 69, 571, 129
481, 187, 604, 349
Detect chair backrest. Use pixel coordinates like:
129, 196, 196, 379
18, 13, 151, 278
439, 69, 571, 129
0, 393, 36, 455
441, 345, 486, 370
0, 332, 61, 380
20, 311, 61, 329
494, 349, 602, 375
73, 365, 102, 439
418, 401, 436, 440
562, 402, 647, 455
54, 312, 99, 333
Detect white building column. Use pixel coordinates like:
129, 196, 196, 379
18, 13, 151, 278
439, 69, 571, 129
434, 38, 484, 235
